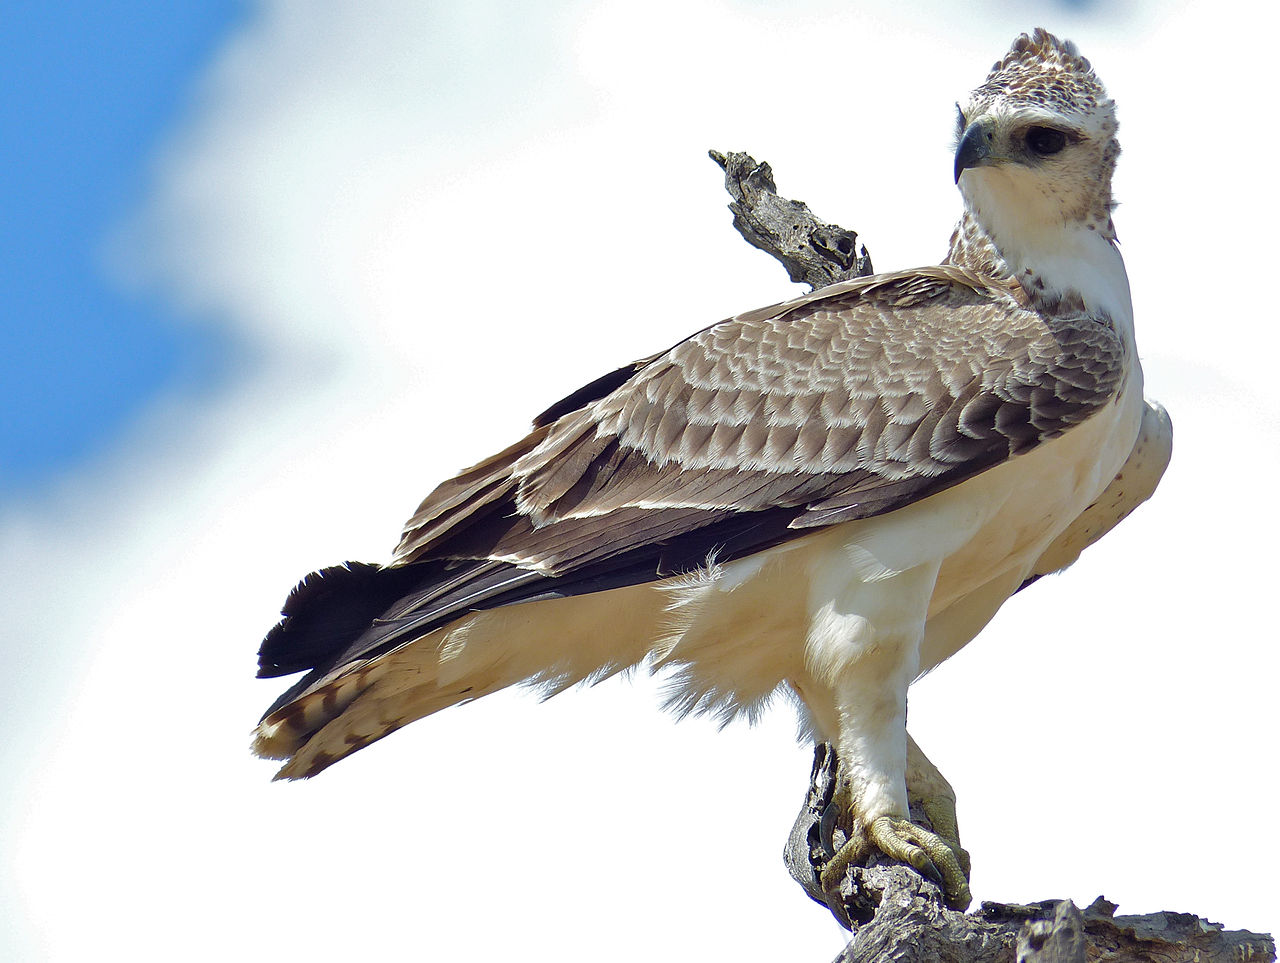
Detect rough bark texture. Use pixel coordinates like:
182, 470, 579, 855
821, 879, 1276, 963
710, 150, 873, 291
711, 150, 1276, 963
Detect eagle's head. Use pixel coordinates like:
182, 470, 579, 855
954, 29, 1118, 243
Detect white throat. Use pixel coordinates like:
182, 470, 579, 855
960, 168, 1134, 345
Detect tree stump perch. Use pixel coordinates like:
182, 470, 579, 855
710, 149, 1276, 963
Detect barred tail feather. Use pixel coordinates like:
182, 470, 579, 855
252, 656, 514, 780
252, 579, 670, 779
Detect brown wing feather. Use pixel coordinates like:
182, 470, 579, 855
392, 265, 1124, 574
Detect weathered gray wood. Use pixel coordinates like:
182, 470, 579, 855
1017, 900, 1086, 963
782, 743, 840, 913
711, 150, 1276, 963
710, 150, 873, 292
822, 872, 1274, 963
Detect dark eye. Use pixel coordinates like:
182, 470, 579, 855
1025, 126, 1067, 156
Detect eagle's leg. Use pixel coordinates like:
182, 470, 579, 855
809, 663, 971, 909
802, 559, 972, 910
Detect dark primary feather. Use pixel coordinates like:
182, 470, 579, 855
257, 562, 425, 678
532, 356, 657, 428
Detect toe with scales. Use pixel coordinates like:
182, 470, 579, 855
817, 797, 972, 912
814, 739, 972, 913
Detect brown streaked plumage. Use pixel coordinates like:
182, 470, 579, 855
252, 29, 1169, 912
394, 266, 1125, 574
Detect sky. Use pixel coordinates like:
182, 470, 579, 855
3, 1, 1278, 960
0, 3, 243, 496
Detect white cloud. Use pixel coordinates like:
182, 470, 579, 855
7, 0, 1278, 958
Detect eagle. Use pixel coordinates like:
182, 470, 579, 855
252, 29, 1170, 910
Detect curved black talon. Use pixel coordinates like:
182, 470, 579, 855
818, 798, 842, 858
915, 854, 945, 887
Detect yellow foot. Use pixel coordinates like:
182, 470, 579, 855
818, 807, 971, 911
908, 785, 971, 885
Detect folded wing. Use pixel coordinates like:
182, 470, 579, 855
257, 264, 1126, 751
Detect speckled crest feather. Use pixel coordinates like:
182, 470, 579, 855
974, 28, 1111, 118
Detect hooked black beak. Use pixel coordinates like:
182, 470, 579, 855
954, 121, 993, 183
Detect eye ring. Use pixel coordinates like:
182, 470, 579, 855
1025, 126, 1067, 156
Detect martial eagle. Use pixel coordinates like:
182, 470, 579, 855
252, 29, 1170, 909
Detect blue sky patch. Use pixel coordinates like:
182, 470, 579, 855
0, 1, 248, 494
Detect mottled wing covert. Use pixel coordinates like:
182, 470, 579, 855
395, 265, 1125, 570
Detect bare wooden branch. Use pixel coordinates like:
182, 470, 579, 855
709, 150, 872, 291
711, 149, 1276, 963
